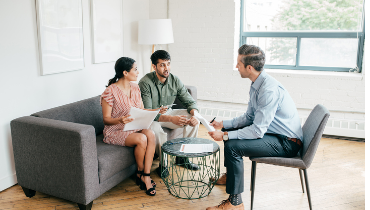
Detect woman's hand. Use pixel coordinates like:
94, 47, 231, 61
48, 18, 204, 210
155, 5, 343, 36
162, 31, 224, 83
119, 115, 134, 124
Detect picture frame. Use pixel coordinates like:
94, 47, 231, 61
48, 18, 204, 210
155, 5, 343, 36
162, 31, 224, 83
90, 0, 124, 64
35, 0, 85, 75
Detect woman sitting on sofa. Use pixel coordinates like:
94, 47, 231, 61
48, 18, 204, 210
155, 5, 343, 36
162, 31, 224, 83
101, 57, 165, 196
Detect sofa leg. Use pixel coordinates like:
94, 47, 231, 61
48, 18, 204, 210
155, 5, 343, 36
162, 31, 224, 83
21, 187, 36, 198
77, 201, 93, 210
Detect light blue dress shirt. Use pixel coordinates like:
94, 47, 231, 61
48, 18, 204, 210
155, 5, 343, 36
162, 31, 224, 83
223, 70, 303, 141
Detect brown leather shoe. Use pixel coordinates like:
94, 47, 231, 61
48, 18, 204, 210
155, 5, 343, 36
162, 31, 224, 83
210, 173, 227, 185
206, 199, 244, 210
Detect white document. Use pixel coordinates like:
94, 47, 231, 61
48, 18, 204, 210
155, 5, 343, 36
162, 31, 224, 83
193, 111, 215, 132
123, 107, 160, 131
179, 144, 214, 153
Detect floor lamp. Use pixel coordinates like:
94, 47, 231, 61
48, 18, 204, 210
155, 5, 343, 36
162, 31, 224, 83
138, 19, 174, 72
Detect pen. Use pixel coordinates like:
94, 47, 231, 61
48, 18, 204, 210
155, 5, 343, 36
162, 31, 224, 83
210, 117, 216, 123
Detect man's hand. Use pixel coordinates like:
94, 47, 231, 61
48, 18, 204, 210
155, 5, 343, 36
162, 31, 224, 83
208, 131, 224, 141
210, 120, 223, 130
119, 115, 134, 124
188, 116, 199, 127
170, 115, 189, 126
159, 106, 168, 114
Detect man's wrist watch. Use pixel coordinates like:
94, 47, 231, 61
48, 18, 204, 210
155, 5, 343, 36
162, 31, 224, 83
223, 132, 229, 141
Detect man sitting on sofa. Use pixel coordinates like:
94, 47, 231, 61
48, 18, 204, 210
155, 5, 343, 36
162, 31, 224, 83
138, 50, 200, 177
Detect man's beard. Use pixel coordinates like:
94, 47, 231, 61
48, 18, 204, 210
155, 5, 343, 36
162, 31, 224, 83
157, 70, 169, 78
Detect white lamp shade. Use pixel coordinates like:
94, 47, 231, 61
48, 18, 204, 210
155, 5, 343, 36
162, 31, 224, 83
138, 19, 174, 45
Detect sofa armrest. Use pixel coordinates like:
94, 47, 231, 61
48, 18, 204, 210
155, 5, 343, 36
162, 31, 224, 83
173, 85, 197, 110
10, 116, 100, 205
185, 85, 197, 102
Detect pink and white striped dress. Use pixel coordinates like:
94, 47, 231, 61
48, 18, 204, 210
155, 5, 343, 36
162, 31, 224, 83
100, 83, 142, 146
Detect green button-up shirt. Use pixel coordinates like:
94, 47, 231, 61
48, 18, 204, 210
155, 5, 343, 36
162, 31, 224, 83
138, 71, 198, 121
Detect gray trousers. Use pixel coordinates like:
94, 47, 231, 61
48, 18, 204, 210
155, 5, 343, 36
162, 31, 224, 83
224, 133, 301, 195
149, 109, 199, 161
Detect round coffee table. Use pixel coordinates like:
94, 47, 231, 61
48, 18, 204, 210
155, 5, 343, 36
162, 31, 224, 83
161, 137, 220, 199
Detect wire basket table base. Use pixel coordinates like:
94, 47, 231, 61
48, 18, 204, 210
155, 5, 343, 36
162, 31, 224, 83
161, 138, 220, 199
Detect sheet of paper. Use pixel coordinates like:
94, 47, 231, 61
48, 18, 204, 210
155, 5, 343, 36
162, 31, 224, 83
179, 144, 214, 153
166, 103, 176, 108
193, 111, 215, 132
123, 107, 160, 131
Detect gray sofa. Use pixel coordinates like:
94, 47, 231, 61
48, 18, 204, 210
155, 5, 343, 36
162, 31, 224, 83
10, 86, 197, 210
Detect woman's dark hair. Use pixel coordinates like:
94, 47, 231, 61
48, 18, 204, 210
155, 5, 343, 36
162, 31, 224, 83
106, 57, 136, 87
150, 50, 171, 65
238, 44, 265, 71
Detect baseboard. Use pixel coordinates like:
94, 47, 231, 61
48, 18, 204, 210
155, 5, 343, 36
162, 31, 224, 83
0, 173, 17, 192
322, 134, 365, 142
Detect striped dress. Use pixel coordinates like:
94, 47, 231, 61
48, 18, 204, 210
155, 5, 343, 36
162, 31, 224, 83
100, 83, 143, 146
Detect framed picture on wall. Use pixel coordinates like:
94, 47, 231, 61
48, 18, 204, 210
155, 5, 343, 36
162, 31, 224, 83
90, 0, 123, 64
35, 0, 85, 75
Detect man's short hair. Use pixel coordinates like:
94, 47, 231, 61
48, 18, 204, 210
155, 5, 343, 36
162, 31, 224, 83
150, 50, 171, 65
238, 44, 265, 71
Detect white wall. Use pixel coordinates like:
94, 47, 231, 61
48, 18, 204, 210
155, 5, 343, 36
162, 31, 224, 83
0, 0, 151, 192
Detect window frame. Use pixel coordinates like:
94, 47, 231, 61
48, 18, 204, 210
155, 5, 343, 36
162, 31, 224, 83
239, 0, 365, 72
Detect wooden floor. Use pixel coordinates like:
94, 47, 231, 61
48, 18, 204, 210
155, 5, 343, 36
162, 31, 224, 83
0, 125, 365, 210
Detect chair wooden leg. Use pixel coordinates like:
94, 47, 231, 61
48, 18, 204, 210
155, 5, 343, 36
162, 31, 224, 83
77, 201, 93, 210
303, 169, 312, 210
299, 169, 305, 193
251, 161, 257, 210
21, 187, 36, 198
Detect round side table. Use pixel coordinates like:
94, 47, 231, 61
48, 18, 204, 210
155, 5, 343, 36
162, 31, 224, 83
161, 137, 220, 199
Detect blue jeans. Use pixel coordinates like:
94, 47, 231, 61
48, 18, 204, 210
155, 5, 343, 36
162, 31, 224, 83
223, 133, 301, 195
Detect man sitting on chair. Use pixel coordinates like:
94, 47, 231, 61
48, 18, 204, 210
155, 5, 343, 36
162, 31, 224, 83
138, 50, 200, 178
207, 44, 303, 210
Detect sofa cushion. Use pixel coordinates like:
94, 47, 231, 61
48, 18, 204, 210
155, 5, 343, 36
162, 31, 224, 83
96, 134, 136, 183
31, 96, 104, 135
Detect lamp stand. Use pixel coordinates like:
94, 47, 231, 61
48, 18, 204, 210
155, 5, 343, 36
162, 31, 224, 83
151, 44, 156, 72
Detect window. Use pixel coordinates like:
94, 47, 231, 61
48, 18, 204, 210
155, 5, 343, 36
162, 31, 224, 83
239, 0, 365, 72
